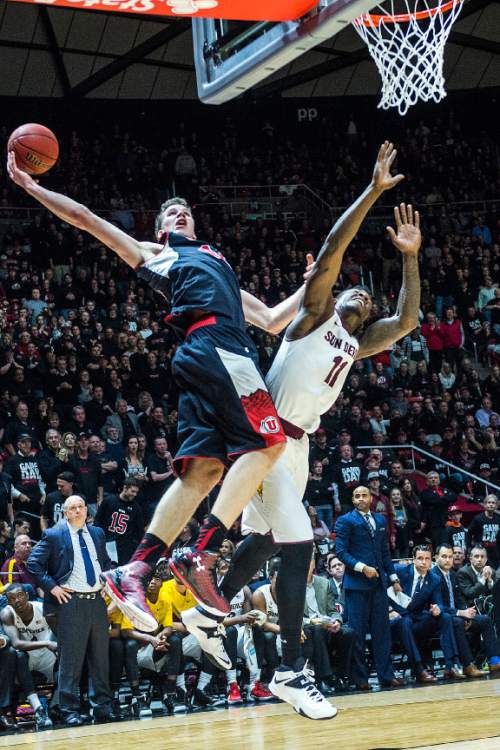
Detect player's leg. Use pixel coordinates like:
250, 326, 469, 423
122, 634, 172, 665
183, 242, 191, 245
170, 343, 286, 612
253, 442, 335, 718
102, 456, 224, 631
179, 445, 296, 666
201, 441, 285, 534
179, 444, 297, 663
187, 437, 335, 719
267, 543, 337, 720
147, 458, 224, 546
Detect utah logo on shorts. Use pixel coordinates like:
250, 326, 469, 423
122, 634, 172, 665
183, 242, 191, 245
260, 416, 280, 434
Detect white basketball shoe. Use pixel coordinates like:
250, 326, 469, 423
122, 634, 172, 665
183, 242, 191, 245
181, 605, 232, 670
270, 660, 338, 720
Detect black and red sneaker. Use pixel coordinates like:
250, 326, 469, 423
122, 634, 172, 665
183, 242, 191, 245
100, 561, 158, 632
169, 550, 230, 615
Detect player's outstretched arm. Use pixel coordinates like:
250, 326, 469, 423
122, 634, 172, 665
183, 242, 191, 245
7, 152, 161, 269
240, 253, 314, 334
356, 203, 421, 359
301, 142, 404, 317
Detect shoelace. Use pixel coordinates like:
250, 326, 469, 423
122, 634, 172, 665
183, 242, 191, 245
216, 622, 227, 638
204, 620, 227, 642
300, 661, 325, 703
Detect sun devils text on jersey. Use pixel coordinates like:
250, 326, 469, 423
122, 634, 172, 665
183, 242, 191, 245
267, 311, 359, 434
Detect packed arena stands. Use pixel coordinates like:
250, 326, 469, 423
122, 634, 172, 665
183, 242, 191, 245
0, 96, 499, 730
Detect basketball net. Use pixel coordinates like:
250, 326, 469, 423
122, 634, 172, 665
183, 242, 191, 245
353, 0, 464, 115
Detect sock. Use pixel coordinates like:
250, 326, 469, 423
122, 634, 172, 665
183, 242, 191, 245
250, 669, 261, 685
226, 669, 237, 684
221, 533, 279, 602
197, 672, 211, 690
165, 678, 177, 695
195, 514, 227, 553
489, 656, 500, 666
276, 541, 314, 668
176, 675, 186, 690
131, 533, 169, 569
27, 694, 42, 712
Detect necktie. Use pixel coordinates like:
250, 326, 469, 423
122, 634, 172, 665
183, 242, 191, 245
78, 529, 96, 586
414, 575, 423, 595
446, 575, 455, 609
363, 513, 375, 537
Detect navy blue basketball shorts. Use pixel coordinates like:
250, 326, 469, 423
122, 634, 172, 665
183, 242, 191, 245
171, 319, 286, 475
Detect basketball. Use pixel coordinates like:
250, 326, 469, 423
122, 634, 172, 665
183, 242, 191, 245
7, 123, 59, 175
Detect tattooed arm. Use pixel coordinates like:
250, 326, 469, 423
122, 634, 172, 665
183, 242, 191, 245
356, 203, 421, 360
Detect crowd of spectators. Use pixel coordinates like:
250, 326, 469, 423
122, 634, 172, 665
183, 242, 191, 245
0, 102, 499, 730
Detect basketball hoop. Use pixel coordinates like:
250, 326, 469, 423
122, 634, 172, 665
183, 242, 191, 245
353, 0, 464, 116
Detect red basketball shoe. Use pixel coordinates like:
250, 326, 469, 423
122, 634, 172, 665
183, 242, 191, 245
169, 549, 230, 615
101, 561, 158, 632
227, 682, 243, 705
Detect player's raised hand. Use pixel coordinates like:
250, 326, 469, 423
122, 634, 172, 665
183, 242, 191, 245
371, 141, 404, 193
387, 203, 421, 256
6, 150, 37, 191
303, 252, 315, 281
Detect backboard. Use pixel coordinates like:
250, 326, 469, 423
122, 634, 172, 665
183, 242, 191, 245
192, 0, 377, 104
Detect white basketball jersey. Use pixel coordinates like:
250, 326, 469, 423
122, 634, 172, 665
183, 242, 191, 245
229, 589, 245, 617
267, 310, 359, 433
9, 601, 52, 642
260, 584, 279, 624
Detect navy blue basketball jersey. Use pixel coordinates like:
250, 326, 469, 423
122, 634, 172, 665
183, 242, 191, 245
137, 232, 245, 333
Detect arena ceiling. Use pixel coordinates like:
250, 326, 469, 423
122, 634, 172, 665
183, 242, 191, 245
0, 0, 498, 99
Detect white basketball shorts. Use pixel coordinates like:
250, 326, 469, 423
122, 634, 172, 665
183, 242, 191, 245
28, 646, 56, 681
242, 433, 313, 543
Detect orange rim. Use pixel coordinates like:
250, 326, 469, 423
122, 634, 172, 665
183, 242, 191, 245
354, 0, 461, 26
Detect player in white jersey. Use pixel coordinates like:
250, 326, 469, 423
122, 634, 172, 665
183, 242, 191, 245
1, 584, 55, 728
182, 143, 421, 720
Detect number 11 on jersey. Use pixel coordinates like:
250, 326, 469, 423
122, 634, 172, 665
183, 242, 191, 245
324, 355, 348, 388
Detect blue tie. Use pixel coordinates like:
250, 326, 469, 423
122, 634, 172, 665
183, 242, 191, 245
363, 513, 375, 537
78, 529, 96, 586
414, 576, 423, 595
446, 575, 455, 609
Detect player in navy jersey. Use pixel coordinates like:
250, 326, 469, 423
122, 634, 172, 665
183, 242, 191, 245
8, 154, 309, 631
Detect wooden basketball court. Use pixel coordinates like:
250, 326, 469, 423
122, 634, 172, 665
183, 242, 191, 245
2, 680, 500, 750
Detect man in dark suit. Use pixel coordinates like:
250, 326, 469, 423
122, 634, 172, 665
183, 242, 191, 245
27, 495, 117, 727
434, 544, 500, 678
335, 485, 404, 688
391, 545, 460, 681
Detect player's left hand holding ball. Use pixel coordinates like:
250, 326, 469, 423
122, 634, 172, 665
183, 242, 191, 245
7, 151, 36, 191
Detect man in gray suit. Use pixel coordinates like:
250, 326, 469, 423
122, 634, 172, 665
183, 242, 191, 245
456, 546, 496, 607
326, 555, 346, 608
302, 555, 365, 692
101, 399, 140, 443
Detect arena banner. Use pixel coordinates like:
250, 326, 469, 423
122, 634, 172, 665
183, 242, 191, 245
8, 0, 320, 21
